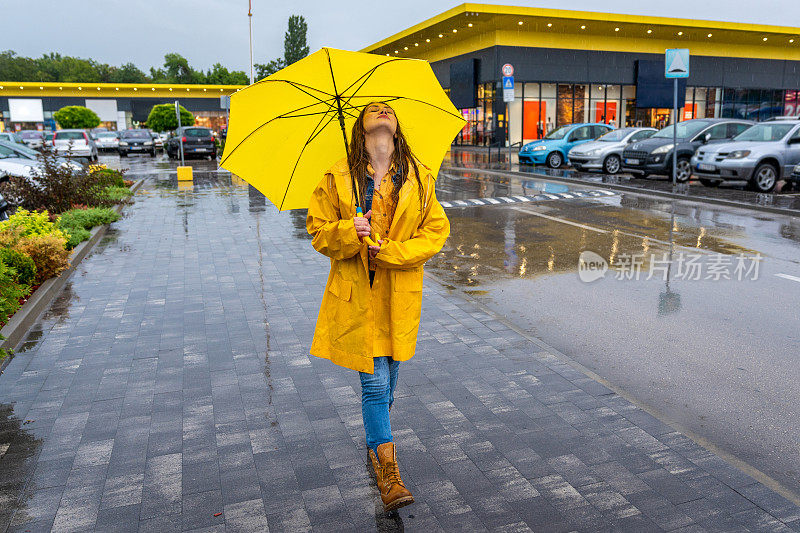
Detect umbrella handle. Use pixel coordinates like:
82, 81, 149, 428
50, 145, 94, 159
356, 207, 380, 248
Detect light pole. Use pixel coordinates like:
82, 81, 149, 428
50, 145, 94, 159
248, 0, 254, 85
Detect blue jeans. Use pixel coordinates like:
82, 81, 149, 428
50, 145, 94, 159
359, 356, 399, 453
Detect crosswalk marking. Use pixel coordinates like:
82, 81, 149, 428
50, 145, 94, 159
439, 189, 617, 209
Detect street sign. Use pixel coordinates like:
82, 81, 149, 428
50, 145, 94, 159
502, 76, 514, 103
502, 63, 514, 77
665, 48, 690, 78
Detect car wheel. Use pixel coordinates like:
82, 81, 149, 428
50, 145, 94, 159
749, 163, 778, 192
673, 157, 692, 182
546, 151, 563, 168
699, 178, 721, 187
150, 150, 157, 157
603, 154, 621, 174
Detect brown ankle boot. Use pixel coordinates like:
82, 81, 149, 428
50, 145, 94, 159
368, 448, 382, 483
375, 442, 414, 512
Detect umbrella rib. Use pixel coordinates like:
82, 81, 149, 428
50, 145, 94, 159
246, 78, 335, 98
220, 99, 339, 165
278, 105, 340, 210
340, 58, 406, 95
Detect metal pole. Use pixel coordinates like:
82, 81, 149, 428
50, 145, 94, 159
672, 78, 677, 187
175, 101, 185, 167
506, 103, 511, 166
248, 0, 254, 84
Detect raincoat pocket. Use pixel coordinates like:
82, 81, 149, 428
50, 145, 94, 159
393, 269, 423, 292
328, 276, 353, 301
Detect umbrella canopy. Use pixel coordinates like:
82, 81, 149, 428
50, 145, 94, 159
220, 47, 465, 211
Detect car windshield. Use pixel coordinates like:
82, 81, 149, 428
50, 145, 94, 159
97, 132, 117, 138
0, 144, 18, 159
184, 128, 211, 137
597, 128, 634, 142
733, 123, 795, 142
652, 121, 710, 140
543, 126, 571, 140
19, 131, 43, 139
56, 131, 86, 140
0, 141, 38, 159
123, 131, 151, 139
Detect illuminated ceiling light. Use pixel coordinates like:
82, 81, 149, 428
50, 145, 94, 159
791, 39, 795, 43
426, 38, 430, 42
678, 31, 683, 36
203, 88, 207, 91
707, 33, 712, 38
133, 87, 137, 91
547, 23, 552, 27
404, 46, 408, 50
452, 29, 457, 33
468, 23, 473, 27
614, 27, 620, 32
186, 88, 190, 91
439, 34, 443, 38
762, 37, 768, 41
414, 42, 418, 46
386, 53, 390, 56
580, 25, 586, 30
59, 87, 62, 90
646, 29, 652, 34
39, 86, 43, 89
518, 21, 523, 25
0, 86, 4, 89
116, 87, 119, 90
169, 87, 173, 91
220, 89, 223, 91
395, 50, 399, 53
77, 86, 82, 90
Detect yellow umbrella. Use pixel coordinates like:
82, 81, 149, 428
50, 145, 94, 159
219, 47, 465, 211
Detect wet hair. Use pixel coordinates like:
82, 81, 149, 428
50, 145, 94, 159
347, 102, 423, 213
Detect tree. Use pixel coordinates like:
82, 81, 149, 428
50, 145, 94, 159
284, 15, 309, 66
254, 59, 285, 79
146, 103, 194, 132
162, 53, 203, 84
110, 62, 148, 83
205, 63, 249, 85
53, 106, 100, 129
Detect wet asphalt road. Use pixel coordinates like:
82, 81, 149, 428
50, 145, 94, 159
105, 151, 800, 499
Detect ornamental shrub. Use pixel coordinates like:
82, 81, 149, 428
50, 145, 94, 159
0, 208, 68, 240
0, 258, 27, 327
57, 207, 120, 232
13, 234, 70, 284
92, 168, 126, 188
101, 187, 133, 203
61, 227, 91, 249
0, 248, 36, 287
53, 105, 100, 129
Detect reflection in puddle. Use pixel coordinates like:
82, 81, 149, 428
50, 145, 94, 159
0, 404, 43, 530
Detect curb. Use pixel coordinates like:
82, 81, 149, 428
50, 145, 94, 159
443, 165, 800, 218
422, 269, 800, 507
0, 178, 145, 371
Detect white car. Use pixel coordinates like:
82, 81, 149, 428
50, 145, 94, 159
94, 131, 119, 151
0, 141, 82, 179
52, 129, 98, 161
18, 130, 45, 149
0, 132, 24, 145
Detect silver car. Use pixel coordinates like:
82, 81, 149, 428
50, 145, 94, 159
52, 129, 99, 161
18, 130, 45, 149
94, 131, 119, 151
691, 120, 800, 192
568, 127, 657, 174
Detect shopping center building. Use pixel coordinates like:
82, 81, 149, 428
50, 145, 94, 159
362, 4, 800, 146
0, 82, 243, 133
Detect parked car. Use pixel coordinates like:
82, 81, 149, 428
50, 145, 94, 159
52, 129, 99, 161
519, 123, 613, 168
149, 130, 164, 151
691, 120, 800, 192
94, 131, 120, 151
18, 130, 45, 149
622, 118, 753, 182
118, 129, 156, 157
568, 127, 657, 174
0, 132, 24, 145
791, 163, 800, 187
0, 172, 9, 221
166, 127, 217, 160
0, 140, 83, 179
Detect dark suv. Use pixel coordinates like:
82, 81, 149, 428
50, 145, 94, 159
166, 127, 216, 160
622, 118, 753, 181
119, 129, 156, 157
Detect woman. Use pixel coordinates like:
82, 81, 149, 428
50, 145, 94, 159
306, 102, 449, 512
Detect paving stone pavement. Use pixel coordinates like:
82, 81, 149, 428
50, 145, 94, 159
1, 172, 800, 533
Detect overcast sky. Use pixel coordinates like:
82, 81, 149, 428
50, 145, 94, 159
4, 0, 799, 73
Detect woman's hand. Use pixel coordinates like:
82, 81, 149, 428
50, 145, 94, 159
354, 210, 372, 238
368, 240, 383, 259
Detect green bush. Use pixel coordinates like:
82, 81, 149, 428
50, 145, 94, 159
0, 248, 36, 286
56, 207, 120, 249
92, 168, 126, 188
0, 258, 28, 326
61, 227, 91, 249
147, 103, 194, 132
0, 208, 68, 240
13, 234, 70, 284
102, 187, 133, 203
53, 105, 100, 129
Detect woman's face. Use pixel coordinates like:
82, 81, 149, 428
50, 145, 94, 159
362, 102, 397, 137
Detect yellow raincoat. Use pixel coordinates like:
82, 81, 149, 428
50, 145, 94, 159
307, 158, 450, 373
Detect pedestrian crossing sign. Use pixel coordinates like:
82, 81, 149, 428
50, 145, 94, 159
665, 48, 690, 78
503, 76, 514, 89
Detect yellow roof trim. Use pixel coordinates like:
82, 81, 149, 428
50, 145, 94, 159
361, 2, 800, 53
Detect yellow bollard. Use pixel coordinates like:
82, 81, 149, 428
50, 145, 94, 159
177, 166, 193, 181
